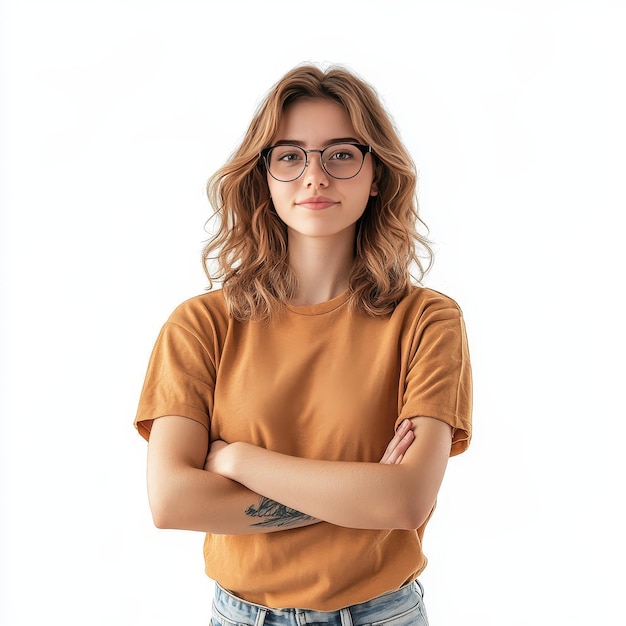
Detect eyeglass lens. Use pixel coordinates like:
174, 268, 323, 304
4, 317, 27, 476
267, 144, 366, 181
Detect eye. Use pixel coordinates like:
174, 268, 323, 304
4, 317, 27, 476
325, 145, 358, 161
274, 149, 304, 162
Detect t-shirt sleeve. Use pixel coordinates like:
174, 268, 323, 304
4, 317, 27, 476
133, 320, 216, 442
396, 302, 473, 456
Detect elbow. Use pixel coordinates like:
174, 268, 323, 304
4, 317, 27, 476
147, 463, 196, 530
388, 471, 440, 530
151, 507, 173, 530
398, 510, 431, 531
149, 495, 175, 529
392, 499, 435, 531
147, 482, 183, 530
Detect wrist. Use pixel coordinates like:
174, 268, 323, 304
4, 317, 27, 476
220, 441, 249, 481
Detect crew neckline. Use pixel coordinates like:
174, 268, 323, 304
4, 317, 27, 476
285, 290, 351, 316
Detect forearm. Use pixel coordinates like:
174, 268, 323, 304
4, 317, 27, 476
147, 414, 424, 534
215, 444, 434, 530
148, 463, 319, 534
146, 416, 320, 535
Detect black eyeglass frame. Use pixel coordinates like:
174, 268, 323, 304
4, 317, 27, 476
259, 143, 373, 182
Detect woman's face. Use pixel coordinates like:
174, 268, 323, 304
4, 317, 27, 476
267, 98, 377, 243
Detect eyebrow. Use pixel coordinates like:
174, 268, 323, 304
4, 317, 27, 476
273, 137, 362, 147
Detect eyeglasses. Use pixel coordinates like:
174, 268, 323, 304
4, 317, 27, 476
260, 143, 373, 182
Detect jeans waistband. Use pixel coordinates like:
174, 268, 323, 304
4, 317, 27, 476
212, 579, 424, 626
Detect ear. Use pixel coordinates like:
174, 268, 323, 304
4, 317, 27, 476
370, 182, 378, 197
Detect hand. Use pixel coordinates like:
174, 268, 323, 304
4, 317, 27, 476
379, 419, 414, 464
204, 439, 230, 473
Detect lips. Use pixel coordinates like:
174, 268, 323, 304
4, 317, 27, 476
296, 196, 338, 210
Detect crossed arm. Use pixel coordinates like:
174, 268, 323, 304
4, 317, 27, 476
147, 415, 452, 534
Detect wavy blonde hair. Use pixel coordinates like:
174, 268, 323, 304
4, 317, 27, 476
203, 64, 433, 320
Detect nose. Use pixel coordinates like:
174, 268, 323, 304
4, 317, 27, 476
302, 151, 329, 188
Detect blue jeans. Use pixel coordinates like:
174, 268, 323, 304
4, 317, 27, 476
211, 580, 429, 626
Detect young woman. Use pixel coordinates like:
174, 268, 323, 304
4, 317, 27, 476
135, 64, 472, 626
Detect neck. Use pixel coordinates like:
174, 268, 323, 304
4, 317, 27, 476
287, 229, 355, 306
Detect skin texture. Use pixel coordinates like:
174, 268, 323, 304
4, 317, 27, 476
146, 98, 454, 534
205, 417, 451, 531
267, 98, 378, 305
268, 99, 377, 243
147, 415, 420, 534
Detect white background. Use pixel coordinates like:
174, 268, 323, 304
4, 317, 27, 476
1, 1, 625, 624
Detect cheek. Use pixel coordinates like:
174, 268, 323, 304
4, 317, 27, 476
351, 177, 377, 208
267, 177, 293, 207
267, 177, 284, 202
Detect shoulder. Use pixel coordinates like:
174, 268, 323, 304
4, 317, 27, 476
394, 286, 464, 323
165, 289, 231, 340
169, 289, 228, 319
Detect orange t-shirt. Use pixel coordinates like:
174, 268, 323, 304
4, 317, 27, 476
135, 286, 472, 610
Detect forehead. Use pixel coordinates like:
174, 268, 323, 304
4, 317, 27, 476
273, 98, 360, 146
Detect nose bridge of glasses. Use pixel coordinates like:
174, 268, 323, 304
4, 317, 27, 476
303, 148, 328, 177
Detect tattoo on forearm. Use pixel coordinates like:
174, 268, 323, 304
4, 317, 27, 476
245, 496, 316, 528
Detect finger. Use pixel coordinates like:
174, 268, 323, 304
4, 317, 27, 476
385, 430, 414, 464
380, 420, 412, 463
380, 428, 414, 465
387, 420, 410, 448
391, 430, 414, 464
